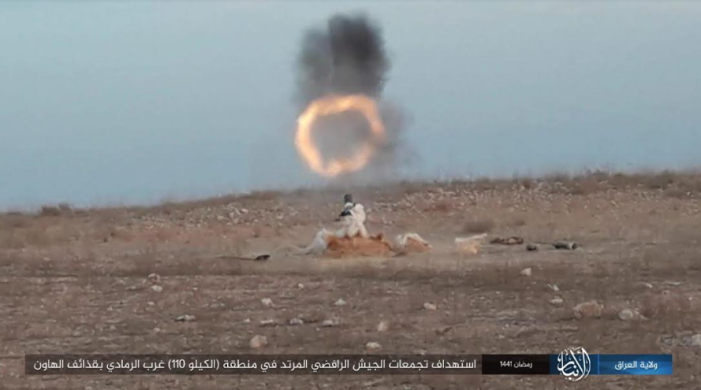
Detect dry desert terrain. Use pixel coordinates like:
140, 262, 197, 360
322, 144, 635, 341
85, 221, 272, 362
1, 171, 700, 389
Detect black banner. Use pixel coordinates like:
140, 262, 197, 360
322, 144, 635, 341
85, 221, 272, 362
26, 354, 482, 375
26, 354, 562, 375
481, 354, 551, 375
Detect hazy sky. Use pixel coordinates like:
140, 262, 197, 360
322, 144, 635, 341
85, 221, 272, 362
1, 1, 700, 209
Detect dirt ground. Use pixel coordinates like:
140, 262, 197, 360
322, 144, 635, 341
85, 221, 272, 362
1, 171, 700, 389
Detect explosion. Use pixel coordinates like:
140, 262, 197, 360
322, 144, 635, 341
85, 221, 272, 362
295, 94, 386, 177
294, 13, 402, 179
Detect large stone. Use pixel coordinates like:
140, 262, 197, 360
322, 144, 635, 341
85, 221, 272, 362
147, 273, 161, 283
365, 342, 382, 351
289, 318, 304, 326
174, 314, 196, 322
250, 335, 268, 349
550, 297, 564, 307
691, 334, 701, 347
618, 308, 644, 321
261, 298, 273, 307
573, 300, 604, 319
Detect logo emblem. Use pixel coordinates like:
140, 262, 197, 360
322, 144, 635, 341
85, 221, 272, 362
556, 347, 591, 382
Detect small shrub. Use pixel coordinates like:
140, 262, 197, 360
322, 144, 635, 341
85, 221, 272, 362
39, 205, 62, 217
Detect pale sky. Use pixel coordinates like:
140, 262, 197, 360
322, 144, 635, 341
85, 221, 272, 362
1, 1, 700, 209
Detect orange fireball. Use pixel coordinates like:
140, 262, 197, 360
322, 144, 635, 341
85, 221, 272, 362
295, 94, 385, 177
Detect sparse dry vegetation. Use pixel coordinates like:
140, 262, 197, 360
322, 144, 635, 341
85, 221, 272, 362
1, 170, 700, 389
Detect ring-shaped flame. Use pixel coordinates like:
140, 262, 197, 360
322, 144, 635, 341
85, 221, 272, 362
295, 94, 385, 177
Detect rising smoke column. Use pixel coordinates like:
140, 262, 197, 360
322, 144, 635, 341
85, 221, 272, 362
295, 13, 411, 179
296, 13, 389, 106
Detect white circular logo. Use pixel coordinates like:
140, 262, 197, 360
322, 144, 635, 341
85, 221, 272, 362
556, 347, 591, 382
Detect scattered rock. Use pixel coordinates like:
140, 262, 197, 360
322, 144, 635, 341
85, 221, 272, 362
365, 342, 382, 351
289, 318, 304, 326
250, 335, 267, 349
259, 319, 276, 327
147, 273, 161, 283
548, 283, 560, 292
641, 282, 654, 289
377, 320, 390, 333
660, 332, 696, 349
526, 244, 538, 252
490, 236, 524, 245
691, 334, 701, 347
174, 314, 196, 322
550, 297, 564, 307
662, 281, 683, 286
334, 299, 347, 307
435, 326, 453, 335
242, 318, 251, 323
297, 283, 305, 289
147, 301, 155, 306
573, 300, 604, 319
520, 268, 532, 277
618, 309, 635, 321
321, 319, 336, 327
553, 241, 578, 250
618, 308, 646, 321
261, 298, 273, 307
150, 285, 163, 293
423, 302, 437, 311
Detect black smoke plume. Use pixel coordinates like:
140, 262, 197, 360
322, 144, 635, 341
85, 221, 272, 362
295, 13, 412, 180
296, 13, 389, 106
